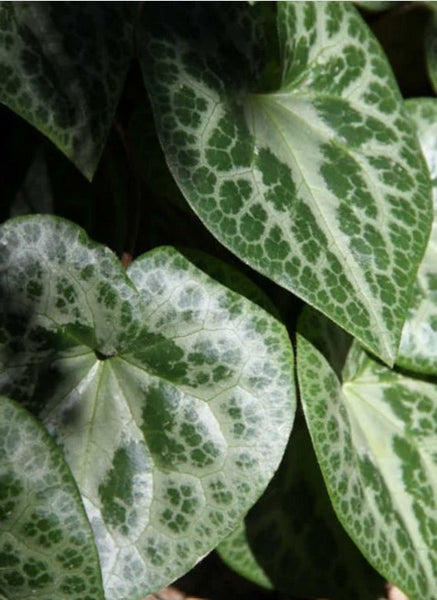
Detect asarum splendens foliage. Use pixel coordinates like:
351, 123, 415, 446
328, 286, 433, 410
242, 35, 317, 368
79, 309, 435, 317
1, 2, 437, 600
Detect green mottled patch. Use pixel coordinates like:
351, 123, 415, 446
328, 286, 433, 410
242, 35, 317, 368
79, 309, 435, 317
0, 395, 104, 600
298, 308, 437, 600
396, 99, 437, 374
138, 1, 432, 365
0, 216, 295, 600
0, 3, 134, 178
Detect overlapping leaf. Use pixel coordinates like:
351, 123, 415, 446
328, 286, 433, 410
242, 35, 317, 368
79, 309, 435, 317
397, 99, 437, 374
0, 395, 104, 600
298, 308, 437, 600
138, 1, 432, 365
0, 216, 295, 600
217, 418, 385, 600
0, 2, 135, 179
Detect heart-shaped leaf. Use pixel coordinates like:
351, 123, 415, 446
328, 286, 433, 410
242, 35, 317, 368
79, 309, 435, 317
0, 395, 104, 600
396, 99, 437, 374
138, 1, 432, 365
0, 216, 295, 600
298, 308, 437, 600
217, 417, 385, 600
0, 2, 135, 180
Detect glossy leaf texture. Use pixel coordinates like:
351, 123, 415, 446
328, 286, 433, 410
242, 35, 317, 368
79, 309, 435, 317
0, 2, 135, 180
0, 216, 295, 600
0, 395, 104, 600
426, 8, 437, 93
396, 99, 437, 374
138, 1, 432, 366
217, 418, 385, 600
298, 308, 437, 600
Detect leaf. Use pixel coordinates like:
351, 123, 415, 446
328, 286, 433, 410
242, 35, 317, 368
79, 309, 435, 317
0, 104, 40, 222
370, 3, 433, 98
0, 2, 135, 180
396, 99, 437, 374
178, 248, 279, 318
217, 417, 385, 600
9, 145, 54, 217
0, 215, 295, 600
0, 395, 104, 600
298, 308, 437, 600
426, 9, 437, 93
354, 1, 400, 12
138, 1, 432, 366
129, 100, 188, 211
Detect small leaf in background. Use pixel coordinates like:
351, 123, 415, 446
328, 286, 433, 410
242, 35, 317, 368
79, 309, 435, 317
0, 2, 135, 179
425, 8, 437, 93
370, 2, 434, 98
138, 1, 432, 366
0, 395, 104, 600
0, 216, 296, 600
396, 99, 437, 374
0, 105, 40, 222
298, 308, 437, 600
354, 1, 400, 11
217, 417, 385, 600
9, 145, 54, 217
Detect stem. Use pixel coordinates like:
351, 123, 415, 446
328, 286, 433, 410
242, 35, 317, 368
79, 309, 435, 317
115, 120, 142, 266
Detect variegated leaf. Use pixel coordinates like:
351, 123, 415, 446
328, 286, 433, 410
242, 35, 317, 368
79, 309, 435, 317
0, 395, 104, 600
217, 418, 385, 600
0, 2, 135, 179
0, 216, 295, 600
298, 308, 437, 600
138, 1, 432, 365
397, 99, 437, 374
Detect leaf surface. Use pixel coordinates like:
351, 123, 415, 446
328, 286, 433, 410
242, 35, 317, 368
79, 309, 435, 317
298, 308, 437, 600
396, 99, 437, 374
0, 216, 295, 600
138, 1, 432, 365
0, 395, 104, 600
0, 2, 135, 179
217, 418, 385, 600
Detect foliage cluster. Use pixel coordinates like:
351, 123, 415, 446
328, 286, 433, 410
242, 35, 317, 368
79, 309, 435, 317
1, 2, 437, 600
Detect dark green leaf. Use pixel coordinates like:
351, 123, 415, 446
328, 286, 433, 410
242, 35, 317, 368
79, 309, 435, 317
0, 2, 135, 179
217, 418, 385, 600
355, 1, 400, 11
426, 9, 437, 93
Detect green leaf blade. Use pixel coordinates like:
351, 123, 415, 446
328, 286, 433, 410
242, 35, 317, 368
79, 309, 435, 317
0, 395, 104, 600
396, 98, 437, 374
0, 2, 134, 179
0, 217, 296, 600
298, 310, 437, 599
139, 1, 432, 365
